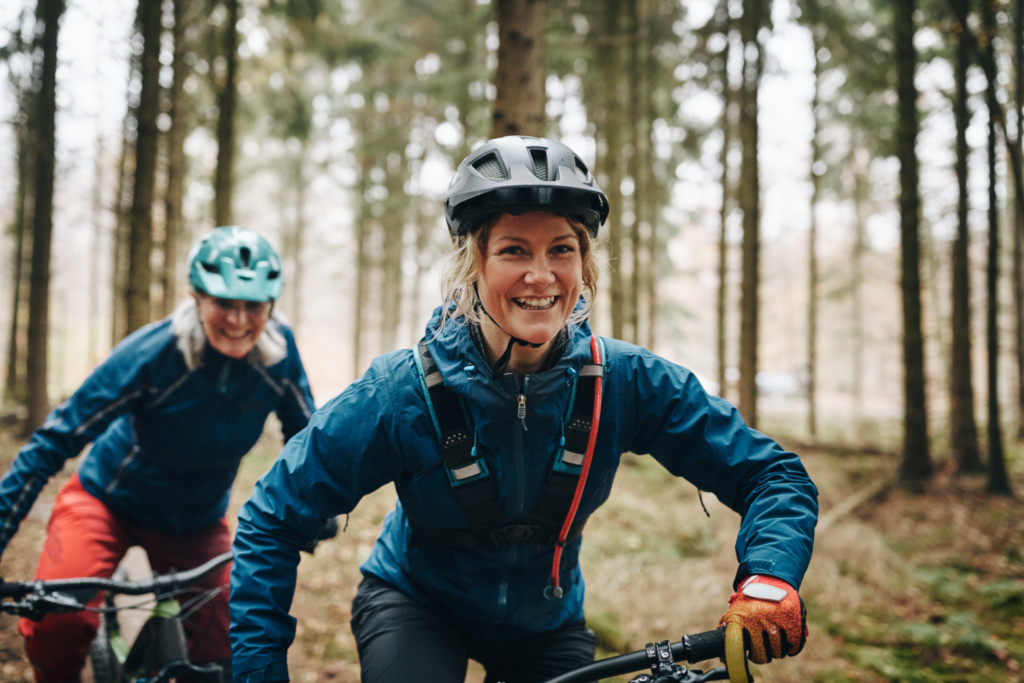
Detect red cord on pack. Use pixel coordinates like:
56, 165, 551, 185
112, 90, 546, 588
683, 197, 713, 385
549, 336, 603, 598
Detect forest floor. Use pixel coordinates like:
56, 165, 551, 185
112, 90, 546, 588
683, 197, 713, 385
0, 421, 1021, 683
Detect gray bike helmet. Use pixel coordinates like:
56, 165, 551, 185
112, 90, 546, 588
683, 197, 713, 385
188, 226, 283, 302
444, 136, 609, 241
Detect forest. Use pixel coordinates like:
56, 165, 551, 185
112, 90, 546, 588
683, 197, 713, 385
0, 0, 1022, 681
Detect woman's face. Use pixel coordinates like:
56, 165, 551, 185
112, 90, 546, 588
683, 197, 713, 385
194, 293, 272, 359
477, 211, 583, 345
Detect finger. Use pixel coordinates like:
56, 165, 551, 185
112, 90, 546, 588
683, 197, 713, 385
744, 628, 769, 665
766, 625, 783, 660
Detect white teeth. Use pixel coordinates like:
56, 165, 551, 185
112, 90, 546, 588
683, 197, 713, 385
222, 330, 250, 339
514, 296, 555, 309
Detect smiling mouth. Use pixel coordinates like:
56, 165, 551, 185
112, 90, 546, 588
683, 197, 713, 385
513, 296, 558, 310
220, 329, 252, 340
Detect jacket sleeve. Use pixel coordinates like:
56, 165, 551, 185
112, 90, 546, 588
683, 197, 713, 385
229, 355, 402, 683
618, 343, 819, 591
0, 333, 155, 557
273, 326, 315, 443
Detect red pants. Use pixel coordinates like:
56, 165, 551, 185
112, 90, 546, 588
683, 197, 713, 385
18, 474, 232, 683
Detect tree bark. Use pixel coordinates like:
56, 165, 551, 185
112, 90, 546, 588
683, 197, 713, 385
492, 0, 546, 137
895, 0, 933, 486
643, 10, 658, 351
950, 0, 983, 472
1015, 0, 1024, 440
982, 0, 1012, 495
4, 85, 34, 405
807, 25, 822, 440
162, 0, 189, 317
125, 0, 162, 335
716, 23, 732, 399
88, 136, 105, 369
214, 0, 239, 226
852, 146, 869, 440
738, 0, 763, 428
598, 0, 624, 340
24, 0, 67, 433
627, 0, 645, 345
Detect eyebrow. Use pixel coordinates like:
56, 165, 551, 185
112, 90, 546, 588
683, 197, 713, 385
492, 233, 577, 245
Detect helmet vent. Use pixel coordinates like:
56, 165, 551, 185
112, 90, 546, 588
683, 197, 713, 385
267, 271, 280, 280
574, 158, 590, 183
473, 154, 505, 180
239, 247, 251, 267
201, 262, 219, 274
530, 149, 548, 180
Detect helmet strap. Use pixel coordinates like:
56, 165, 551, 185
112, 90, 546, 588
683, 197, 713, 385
473, 283, 543, 375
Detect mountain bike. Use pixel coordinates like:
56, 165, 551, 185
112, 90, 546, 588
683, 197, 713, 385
0, 550, 232, 683
542, 625, 753, 683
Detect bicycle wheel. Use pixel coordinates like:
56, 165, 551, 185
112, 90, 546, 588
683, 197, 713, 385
90, 618, 123, 683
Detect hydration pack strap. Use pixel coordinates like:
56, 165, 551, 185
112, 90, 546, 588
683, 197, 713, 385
415, 341, 503, 528
411, 337, 605, 548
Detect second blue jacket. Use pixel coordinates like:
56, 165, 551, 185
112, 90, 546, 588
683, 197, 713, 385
0, 304, 314, 553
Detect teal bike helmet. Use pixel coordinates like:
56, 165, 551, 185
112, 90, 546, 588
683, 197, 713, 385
187, 226, 283, 302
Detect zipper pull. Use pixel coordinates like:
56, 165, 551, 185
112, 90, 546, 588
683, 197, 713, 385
517, 394, 528, 431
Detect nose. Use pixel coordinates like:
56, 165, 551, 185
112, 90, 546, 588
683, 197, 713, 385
224, 304, 248, 326
524, 254, 555, 286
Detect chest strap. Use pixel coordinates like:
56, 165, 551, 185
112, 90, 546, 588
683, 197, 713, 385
411, 337, 605, 549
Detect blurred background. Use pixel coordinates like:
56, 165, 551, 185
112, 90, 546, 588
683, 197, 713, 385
0, 2, 1023, 680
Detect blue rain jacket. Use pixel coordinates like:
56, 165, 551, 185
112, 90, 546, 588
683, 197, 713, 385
0, 313, 314, 554
229, 308, 818, 682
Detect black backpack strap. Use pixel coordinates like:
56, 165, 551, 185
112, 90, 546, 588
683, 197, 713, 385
415, 341, 503, 528
528, 337, 605, 526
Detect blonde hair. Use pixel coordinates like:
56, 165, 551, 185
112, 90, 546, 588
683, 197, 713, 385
437, 213, 600, 333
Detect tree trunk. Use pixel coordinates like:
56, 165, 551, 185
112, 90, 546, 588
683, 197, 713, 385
492, 0, 546, 137
627, 0, 644, 345
599, 0, 624, 340
289, 151, 308, 333
950, 0, 983, 472
895, 0, 932, 486
982, 0, 1012, 495
380, 150, 407, 354
88, 136, 105, 368
807, 25, 822, 440
852, 146, 869, 440
214, 0, 239, 226
716, 24, 732, 399
124, 0, 162, 335
24, 0, 67, 433
352, 136, 370, 378
643, 11, 658, 351
4, 84, 34, 405
111, 115, 133, 345
737, 0, 763, 428
161, 0, 189, 317
1015, 0, 1024, 440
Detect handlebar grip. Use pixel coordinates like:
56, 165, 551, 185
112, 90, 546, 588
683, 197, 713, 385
683, 626, 726, 663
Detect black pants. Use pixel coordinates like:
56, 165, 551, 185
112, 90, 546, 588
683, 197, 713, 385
350, 575, 598, 683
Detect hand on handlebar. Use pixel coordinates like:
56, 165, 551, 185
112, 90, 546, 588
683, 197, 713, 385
719, 575, 807, 665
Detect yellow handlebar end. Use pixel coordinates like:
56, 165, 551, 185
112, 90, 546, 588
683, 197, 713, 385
725, 621, 753, 683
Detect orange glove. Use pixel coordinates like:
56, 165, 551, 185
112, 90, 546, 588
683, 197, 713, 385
719, 574, 808, 664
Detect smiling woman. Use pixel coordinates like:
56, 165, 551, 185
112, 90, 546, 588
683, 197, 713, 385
228, 137, 818, 683
0, 226, 315, 683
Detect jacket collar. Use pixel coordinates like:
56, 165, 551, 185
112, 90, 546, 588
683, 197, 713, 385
424, 303, 595, 396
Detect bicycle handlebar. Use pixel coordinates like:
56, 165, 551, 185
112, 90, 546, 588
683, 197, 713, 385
543, 626, 750, 683
0, 551, 233, 607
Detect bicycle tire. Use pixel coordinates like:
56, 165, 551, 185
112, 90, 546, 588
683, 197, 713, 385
90, 618, 123, 683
